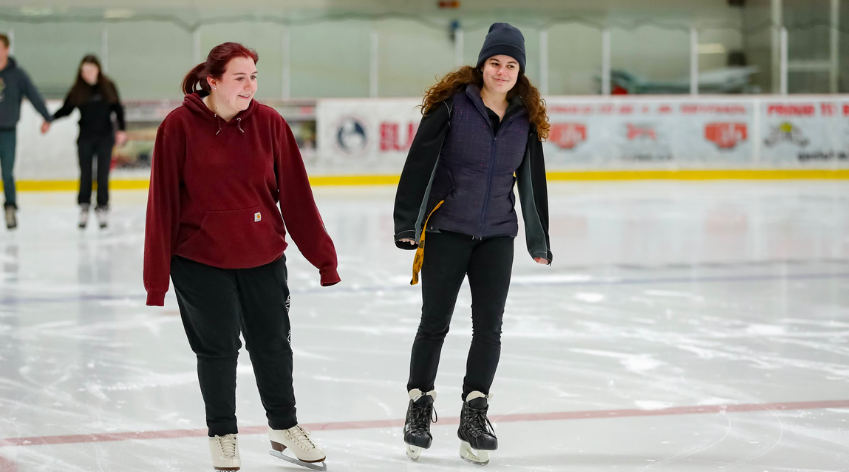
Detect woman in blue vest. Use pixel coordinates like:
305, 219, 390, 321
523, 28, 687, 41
393, 23, 553, 465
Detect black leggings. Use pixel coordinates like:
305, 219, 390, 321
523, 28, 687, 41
407, 231, 514, 400
171, 255, 297, 437
78, 136, 113, 208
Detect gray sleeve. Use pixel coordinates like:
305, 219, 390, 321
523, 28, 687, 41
19, 69, 53, 122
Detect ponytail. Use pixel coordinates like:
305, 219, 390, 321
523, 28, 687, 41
181, 63, 209, 95
179, 42, 259, 96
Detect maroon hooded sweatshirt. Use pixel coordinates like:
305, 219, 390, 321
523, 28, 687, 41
143, 93, 340, 306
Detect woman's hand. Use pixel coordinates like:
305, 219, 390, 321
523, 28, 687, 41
399, 238, 417, 246
40, 122, 50, 134
115, 131, 128, 147
534, 257, 549, 265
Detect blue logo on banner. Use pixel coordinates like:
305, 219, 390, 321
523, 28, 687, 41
336, 118, 368, 154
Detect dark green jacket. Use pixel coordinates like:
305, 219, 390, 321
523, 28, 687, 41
393, 97, 553, 263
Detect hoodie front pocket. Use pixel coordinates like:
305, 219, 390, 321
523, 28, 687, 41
175, 205, 285, 269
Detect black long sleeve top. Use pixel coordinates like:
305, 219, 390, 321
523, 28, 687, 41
53, 82, 125, 139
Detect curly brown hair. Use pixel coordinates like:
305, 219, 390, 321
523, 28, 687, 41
420, 65, 549, 141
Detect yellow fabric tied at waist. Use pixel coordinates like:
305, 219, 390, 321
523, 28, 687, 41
410, 200, 444, 285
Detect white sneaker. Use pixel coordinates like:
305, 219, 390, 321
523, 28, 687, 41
208, 434, 240, 471
268, 425, 326, 470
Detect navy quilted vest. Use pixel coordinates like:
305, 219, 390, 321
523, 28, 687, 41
428, 84, 530, 238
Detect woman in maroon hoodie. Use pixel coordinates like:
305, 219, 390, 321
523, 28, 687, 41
143, 42, 338, 471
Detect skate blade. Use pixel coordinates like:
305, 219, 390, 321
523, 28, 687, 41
269, 450, 327, 471
406, 445, 422, 461
459, 441, 490, 466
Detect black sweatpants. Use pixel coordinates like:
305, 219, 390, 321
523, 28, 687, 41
78, 136, 113, 208
407, 231, 514, 400
170, 255, 297, 437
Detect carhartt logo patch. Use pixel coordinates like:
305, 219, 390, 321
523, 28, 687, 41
254, 212, 261, 222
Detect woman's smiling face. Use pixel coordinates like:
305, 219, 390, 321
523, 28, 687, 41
481, 55, 519, 95
209, 56, 257, 113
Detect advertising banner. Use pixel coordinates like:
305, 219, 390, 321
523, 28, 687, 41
14, 95, 849, 182
542, 99, 755, 169
759, 99, 849, 167
315, 98, 421, 173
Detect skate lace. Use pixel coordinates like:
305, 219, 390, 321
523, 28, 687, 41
463, 405, 494, 438
217, 434, 238, 458
289, 425, 317, 451
409, 402, 438, 434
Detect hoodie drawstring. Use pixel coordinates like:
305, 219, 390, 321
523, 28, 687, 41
213, 114, 244, 136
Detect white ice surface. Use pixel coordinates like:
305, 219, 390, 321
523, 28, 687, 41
1, 181, 848, 471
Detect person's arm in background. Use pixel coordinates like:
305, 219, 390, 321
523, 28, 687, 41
110, 82, 127, 146
18, 68, 54, 134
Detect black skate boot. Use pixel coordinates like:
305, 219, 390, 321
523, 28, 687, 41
457, 391, 497, 465
403, 389, 437, 461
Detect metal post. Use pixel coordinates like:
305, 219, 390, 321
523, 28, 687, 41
771, 0, 782, 94
193, 30, 201, 64
780, 27, 788, 95
831, 0, 840, 93
370, 30, 379, 98
601, 28, 611, 95
454, 28, 464, 68
690, 27, 698, 95
7, 29, 13, 55
281, 28, 290, 100
540, 28, 549, 95
101, 29, 109, 73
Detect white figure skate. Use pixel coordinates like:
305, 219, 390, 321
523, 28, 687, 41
268, 425, 327, 471
95, 206, 108, 229
78, 205, 90, 229
209, 434, 240, 471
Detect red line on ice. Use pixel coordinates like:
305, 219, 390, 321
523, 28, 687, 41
1, 399, 848, 448
0, 455, 18, 472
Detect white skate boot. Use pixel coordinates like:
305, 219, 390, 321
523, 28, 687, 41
4, 207, 16, 230
95, 206, 108, 229
268, 425, 327, 471
79, 205, 90, 229
208, 434, 240, 471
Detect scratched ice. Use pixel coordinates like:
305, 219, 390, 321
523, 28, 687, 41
1, 181, 848, 471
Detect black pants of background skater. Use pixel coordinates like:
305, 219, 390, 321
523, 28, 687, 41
407, 231, 514, 399
171, 255, 297, 437
77, 136, 113, 208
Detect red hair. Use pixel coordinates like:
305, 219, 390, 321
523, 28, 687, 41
181, 42, 259, 95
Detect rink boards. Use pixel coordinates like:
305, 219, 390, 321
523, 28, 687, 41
10, 95, 849, 189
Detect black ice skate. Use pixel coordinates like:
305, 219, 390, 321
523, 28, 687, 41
457, 391, 497, 465
403, 388, 438, 460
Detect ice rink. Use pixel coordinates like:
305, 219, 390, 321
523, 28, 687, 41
0, 181, 848, 472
